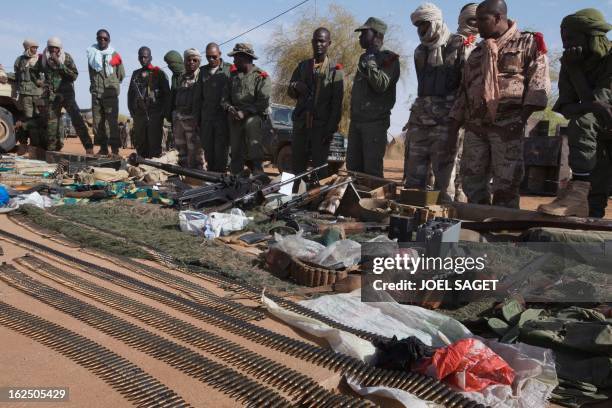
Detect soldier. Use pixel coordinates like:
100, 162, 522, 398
127, 46, 171, 158
448, 0, 550, 208
171, 48, 204, 169
163, 50, 185, 90
196, 43, 232, 172
404, 3, 475, 203
14, 39, 43, 154
538, 9, 611, 218
221, 43, 271, 176
287, 27, 344, 188
87, 29, 125, 156
34, 37, 93, 153
347, 17, 400, 178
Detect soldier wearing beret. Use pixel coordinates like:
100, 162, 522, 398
347, 17, 400, 178
221, 43, 271, 176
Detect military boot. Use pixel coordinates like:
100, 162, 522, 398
85, 147, 94, 155
537, 180, 590, 217
96, 145, 109, 156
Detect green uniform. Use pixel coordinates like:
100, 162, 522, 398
554, 52, 612, 218
88, 51, 125, 150
33, 52, 91, 151
13, 54, 43, 145
221, 65, 271, 175
287, 57, 344, 179
171, 69, 203, 169
347, 49, 400, 177
195, 60, 232, 172
128, 66, 171, 158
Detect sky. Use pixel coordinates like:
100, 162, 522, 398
2, 0, 611, 136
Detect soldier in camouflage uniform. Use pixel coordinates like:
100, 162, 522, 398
14, 39, 43, 152
33, 37, 92, 152
128, 47, 171, 158
404, 4, 474, 203
221, 43, 271, 176
538, 9, 612, 218
348, 17, 400, 178
448, 0, 550, 208
170, 48, 203, 169
87, 29, 125, 155
195, 43, 232, 172
288, 27, 344, 186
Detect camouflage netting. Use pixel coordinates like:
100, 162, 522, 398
17, 201, 300, 293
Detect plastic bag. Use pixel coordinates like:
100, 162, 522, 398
417, 338, 515, 392
0, 185, 9, 206
272, 230, 325, 261
179, 209, 251, 239
311, 239, 361, 268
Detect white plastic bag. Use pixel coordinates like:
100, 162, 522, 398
272, 230, 325, 261
179, 209, 251, 238
311, 239, 361, 268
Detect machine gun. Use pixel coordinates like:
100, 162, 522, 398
271, 178, 353, 220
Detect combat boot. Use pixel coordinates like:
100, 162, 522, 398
537, 180, 590, 217
85, 147, 94, 155
96, 145, 109, 156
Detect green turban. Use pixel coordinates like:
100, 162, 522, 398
561, 8, 611, 62
163, 50, 185, 75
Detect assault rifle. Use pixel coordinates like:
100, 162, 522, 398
271, 178, 353, 220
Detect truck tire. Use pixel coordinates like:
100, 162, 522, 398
0, 107, 16, 153
276, 145, 292, 174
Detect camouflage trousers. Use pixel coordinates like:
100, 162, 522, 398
403, 123, 458, 203
16, 94, 41, 145
36, 95, 65, 151
346, 118, 389, 178
461, 120, 524, 208
173, 113, 203, 170
228, 114, 265, 175
92, 95, 121, 149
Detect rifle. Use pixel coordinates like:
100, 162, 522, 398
285, 219, 388, 235
271, 178, 353, 220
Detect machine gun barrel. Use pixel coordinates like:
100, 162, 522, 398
127, 153, 224, 183
272, 178, 353, 219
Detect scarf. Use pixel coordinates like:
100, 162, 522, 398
411, 3, 451, 67
23, 48, 39, 67
561, 8, 611, 72
482, 20, 519, 121
86, 44, 117, 75
163, 50, 185, 75
41, 47, 66, 69
301, 56, 331, 128
457, 3, 479, 61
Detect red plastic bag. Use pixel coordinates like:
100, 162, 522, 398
416, 338, 515, 392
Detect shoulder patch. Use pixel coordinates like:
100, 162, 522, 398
230, 64, 238, 73
464, 34, 477, 46
259, 71, 269, 79
534, 32, 547, 54
335, 63, 343, 70
110, 53, 122, 66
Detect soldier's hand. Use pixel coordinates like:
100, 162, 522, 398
14, 120, 24, 130
593, 101, 612, 123
235, 110, 245, 120
562, 46, 585, 65
293, 81, 309, 96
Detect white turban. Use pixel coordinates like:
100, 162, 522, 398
411, 3, 451, 67
183, 48, 201, 59
47, 36, 63, 48
458, 3, 479, 37
23, 39, 39, 49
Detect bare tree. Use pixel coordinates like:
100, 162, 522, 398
265, 3, 407, 134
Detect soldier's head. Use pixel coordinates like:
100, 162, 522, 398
476, 0, 509, 39
205, 43, 222, 68
312, 27, 331, 59
560, 8, 611, 56
138, 47, 152, 68
183, 48, 201, 74
228, 43, 258, 73
47, 37, 62, 57
23, 39, 39, 56
96, 29, 111, 50
355, 18, 387, 50
459, 3, 479, 35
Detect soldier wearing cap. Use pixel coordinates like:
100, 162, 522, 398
195, 42, 233, 172
14, 39, 43, 154
221, 43, 271, 176
33, 37, 93, 153
348, 17, 400, 178
170, 48, 203, 169
287, 27, 344, 188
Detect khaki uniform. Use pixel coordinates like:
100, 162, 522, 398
450, 27, 550, 208
34, 53, 92, 151
347, 49, 400, 177
195, 60, 232, 172
171, 69, 203, 169
221, 65, 271, 175
128, 66, 171, 158
288, 57, 344, 179
14, 54, 43, 145
404, 34, 465, 203
88, 51, 125, 150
